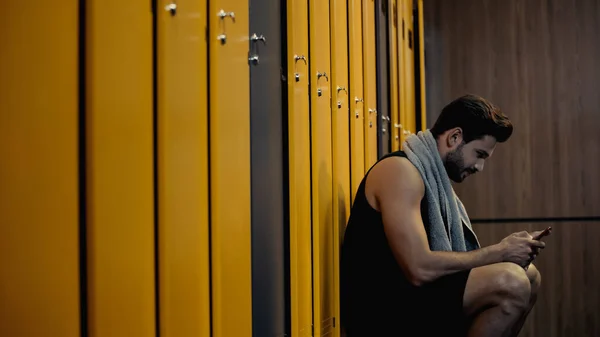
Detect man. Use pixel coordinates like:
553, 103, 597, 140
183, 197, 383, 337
340, 94, 549, 337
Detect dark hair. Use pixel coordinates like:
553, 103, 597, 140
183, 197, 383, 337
430, 94, 513, 143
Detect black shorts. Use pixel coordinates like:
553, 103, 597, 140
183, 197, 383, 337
409, 269, 472, 336
343, 269, 472, 337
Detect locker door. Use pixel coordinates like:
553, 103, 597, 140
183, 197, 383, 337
85, 1, 155, 336
388, 0, 401, 151
329, 0, 351, 335
156, 1, 209, 336
249, 0, 286, 336
309, 0, 334, 335
362, 0, 378, 169
286, 0, 313, 335
208, 0, 252, 336
348, 0, 365, 201
376, 0, 391, 157
415, 0, 427, 130
402, 0, 416, 134
397, 0, 408, 146
0, 1, 80, 336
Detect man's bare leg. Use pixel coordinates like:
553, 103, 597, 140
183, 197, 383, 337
462, 262, 532, 337
510, 264, 541, 336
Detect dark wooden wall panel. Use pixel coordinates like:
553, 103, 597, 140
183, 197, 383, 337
472, 222, 600, 337
423, 0, 600, 219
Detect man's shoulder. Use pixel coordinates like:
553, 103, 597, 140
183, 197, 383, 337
369, 154, 425, 196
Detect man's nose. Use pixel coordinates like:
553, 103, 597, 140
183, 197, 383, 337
475, 160, 484, 172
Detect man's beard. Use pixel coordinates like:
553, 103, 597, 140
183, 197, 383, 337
444, 144, 467, 183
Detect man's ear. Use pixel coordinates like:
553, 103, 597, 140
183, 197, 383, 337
447, 127, 463, 148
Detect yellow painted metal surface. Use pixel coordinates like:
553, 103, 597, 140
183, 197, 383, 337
309, 0, 334, 335
388, 0, 401, 151
397, 0, 405, 147
208, 0, 252, 336
0, 1, 80, 336
402, 0, 416, 135
157, 1, 210, 336
286, 0, 313, 335
417, 0, 427, 130
85, 1, 155, 336
330, 0, 351, 335
348, 0, 366, 201
397, 0, 414, 147
362, 0, 378, 168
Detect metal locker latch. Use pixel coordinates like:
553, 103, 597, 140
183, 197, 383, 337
381, 115, 390, 134
217, 10, 236, 44
248, 33, 267, 65
165, 2, 177, 16
316, 72, 328, 97
336, 86, 347, 109
293, 55, 307, 82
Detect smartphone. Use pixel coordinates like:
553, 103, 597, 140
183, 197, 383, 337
533, 226, 552, 240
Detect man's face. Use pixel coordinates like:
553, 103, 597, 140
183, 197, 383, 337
444, 135, 497, 183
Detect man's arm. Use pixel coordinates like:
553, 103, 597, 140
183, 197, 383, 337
366, 156, 544, 286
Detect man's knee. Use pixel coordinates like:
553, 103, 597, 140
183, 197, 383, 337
464, 262, 533, 317
492, 263, 531, 311
526, 263, 541, 298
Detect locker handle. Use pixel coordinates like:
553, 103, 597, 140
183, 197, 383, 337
355, 97, 364, 104
369, 108, 377, 116
293, 55, 307, 81
316, 72, 328, 97
216, 10, 236, 44
217, 9, 236, 21
294, 55, 307, 64
317, 72, 329, 82
249, 34, 267, 65
251, 33, 266, 44
165, 2, 177, 16
336, 87, 347, 109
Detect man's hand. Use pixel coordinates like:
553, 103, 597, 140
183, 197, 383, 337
526, 228, 552, 267
498, 231, 547, 268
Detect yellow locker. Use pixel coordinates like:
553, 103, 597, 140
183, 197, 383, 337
85, 1, 155, 336
362, 0, 378, 169
417, 0, 427, 131
208, 0, 252, 336
348, 0, 366, 201
397, 0, 414, 146
157, 1, 209, 336
309, 0, 334, 336
286, 0, 313, 335
396, 0, 405, 146
0, 1, 80, 336
330, 0, 351, 335
388, 0, 401, 151
401, 0, 416, 136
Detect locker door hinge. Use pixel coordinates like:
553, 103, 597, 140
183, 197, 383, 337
381, 0, 388, 15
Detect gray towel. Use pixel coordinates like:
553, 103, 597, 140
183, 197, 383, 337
402, 129, 480, 252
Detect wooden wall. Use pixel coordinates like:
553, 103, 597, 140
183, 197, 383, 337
424, 0, 600, 219
423, 0, 600, 336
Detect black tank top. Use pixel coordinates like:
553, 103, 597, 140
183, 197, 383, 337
340, 150, 423, 335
